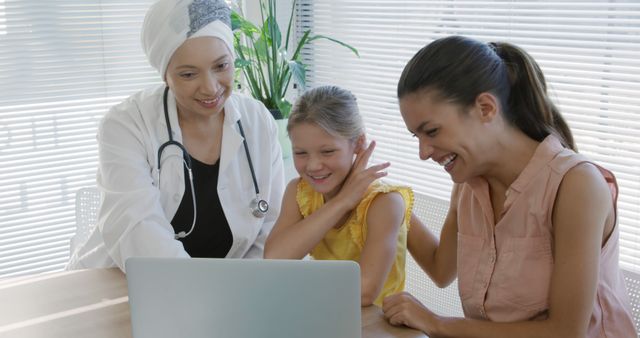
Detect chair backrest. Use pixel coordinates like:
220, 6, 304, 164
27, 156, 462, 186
70, 187, 101, 254
405, 192, 464, 317
623, 268, 640, 335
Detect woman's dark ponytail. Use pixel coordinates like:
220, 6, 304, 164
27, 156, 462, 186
491, 42, 576, 151
398, 36, 576, 151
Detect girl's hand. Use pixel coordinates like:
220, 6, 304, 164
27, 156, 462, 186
335, 140, 390, 210
382, 292, 438, 334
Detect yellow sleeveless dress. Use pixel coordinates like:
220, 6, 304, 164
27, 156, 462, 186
296, 179, 413, 306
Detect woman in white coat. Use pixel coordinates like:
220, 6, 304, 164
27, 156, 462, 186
67, 0, 284, 271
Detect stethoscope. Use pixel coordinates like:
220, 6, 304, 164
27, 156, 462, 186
156, 87, 268, 239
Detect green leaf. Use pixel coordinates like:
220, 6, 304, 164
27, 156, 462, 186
263, 17, 282, 49
290, 30, 312, 61
237, 45, 257, 59
234, 59, 251, 69
308, 34, 360, 57
254, 37, 269, 61
284, 0, 297, 51
230, 11, 242, 31
288, 60, 306, 90
276, 99, 292, 119
231, 11, 260, 36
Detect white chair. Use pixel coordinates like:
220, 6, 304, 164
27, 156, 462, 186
69, 186, 101, 255
405, 192, 464, 317
623, 269, 640, 335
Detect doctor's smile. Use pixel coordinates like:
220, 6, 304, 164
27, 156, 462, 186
195, 92, 225, 109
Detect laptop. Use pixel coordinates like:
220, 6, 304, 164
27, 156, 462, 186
125, 257, 361, 338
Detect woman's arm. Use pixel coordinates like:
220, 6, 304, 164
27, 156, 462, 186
359, 192, 405, 306
406, 188, 459, 287
98, 104, 190, 271
384, 163, 612, 338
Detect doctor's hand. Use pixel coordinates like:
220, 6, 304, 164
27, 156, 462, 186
334, 140, 390, 211
382, 291, 439, 335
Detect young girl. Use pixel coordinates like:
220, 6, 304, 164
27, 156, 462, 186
383, 35, 636, 338
264, 85, 413, 307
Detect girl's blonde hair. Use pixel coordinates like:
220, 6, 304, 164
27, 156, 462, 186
287, 85, 364, 141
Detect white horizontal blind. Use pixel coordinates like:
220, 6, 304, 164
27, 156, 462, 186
0, 0, 159, 277
297, 1, 640, 269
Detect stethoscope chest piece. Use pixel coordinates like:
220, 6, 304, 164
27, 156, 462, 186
250, 197, 269, 218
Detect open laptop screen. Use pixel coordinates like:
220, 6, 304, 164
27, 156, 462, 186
126, 257, 361, 338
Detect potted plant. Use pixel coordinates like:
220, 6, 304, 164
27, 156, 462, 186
231, 0, 359, 120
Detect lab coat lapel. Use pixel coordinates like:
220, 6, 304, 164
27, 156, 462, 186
163, 89, 183, 144
153, 88, 186, 217
155, 89, 185, 169
219, 98, 242, 176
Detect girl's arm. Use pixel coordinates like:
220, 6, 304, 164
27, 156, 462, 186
264, 141, 389, 259
384, 163, 612, 338
359, 192, 406, 306
406, 187, 459, 287
264, 178, 352, 259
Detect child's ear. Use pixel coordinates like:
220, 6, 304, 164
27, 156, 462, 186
354, 134, 366, 153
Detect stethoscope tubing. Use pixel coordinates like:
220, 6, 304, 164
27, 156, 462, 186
156, 87, 268, 239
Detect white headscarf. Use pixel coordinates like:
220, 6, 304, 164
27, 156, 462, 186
141, 0, 234, 79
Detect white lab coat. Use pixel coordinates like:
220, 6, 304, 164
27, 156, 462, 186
67, 84, 285, 271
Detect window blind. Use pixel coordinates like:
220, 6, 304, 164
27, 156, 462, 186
0, 0, 159, 277
297, 1, 640, 269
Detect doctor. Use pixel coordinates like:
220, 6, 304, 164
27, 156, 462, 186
67, 0, 284, 271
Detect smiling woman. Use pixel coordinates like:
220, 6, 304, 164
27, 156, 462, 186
166, 37, 234, 118
66, 0, 285, 272
164, 37, 233, 165
382, 35, 637, 338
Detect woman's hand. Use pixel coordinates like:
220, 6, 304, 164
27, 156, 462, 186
335, 140, 390, 210
382, 292, 439, 334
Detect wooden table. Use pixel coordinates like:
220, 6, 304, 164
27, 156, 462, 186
0, 268, 427, 338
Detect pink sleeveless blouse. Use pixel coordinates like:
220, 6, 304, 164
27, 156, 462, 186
455, 135, 636, 337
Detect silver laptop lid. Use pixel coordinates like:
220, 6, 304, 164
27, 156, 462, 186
126, 257, 361, 338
